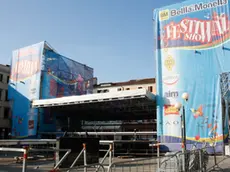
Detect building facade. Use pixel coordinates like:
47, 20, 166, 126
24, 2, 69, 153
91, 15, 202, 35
0, 64, 10, 139
93, 78, 156, 94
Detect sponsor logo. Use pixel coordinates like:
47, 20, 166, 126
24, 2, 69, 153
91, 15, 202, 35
164, 105, 179, 115
164, 55, 175, 71
165, 121, 180, 125
163, 75, 179, 85
170, 0, 228, 17
159, 9, 169, 21
164, 91, 179, 98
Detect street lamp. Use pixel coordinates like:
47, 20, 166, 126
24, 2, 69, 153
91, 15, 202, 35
175, 92, 189, 153
175, 92, 189, 171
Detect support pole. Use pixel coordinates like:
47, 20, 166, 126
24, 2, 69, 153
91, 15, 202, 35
183, 106, 186, 151
22, 146, 28, 172
157, 142, 160, 170
181, 106, 186, 171
83, 143, 87, 172
109, 143, 113, 166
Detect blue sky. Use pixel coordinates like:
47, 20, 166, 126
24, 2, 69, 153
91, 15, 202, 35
0, 0, 183, 83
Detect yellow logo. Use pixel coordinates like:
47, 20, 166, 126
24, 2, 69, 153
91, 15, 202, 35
159, 10, 169, 21
164, 55, 175, 71
164, 105, 179, 115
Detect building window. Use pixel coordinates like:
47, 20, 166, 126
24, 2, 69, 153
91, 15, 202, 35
7, 76, 9, 83
0, 74, 3, 82
117, 88, 122, 91
138, 87, 142, 89
5, 90, 8, 101
148, 86, 153, 92
4, 108, 9, 119
97, 90, 102, 93
126, 88, 130, 90
103, 89, 109, 93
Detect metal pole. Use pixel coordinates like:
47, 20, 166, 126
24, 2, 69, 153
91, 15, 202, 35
157, 143, 160, 170
53, 150, 71, 169
109, 143, 113, 166
55, 139, 60, 167
22, 147, 28, 172
68, 148, 84, 172
199, 149, 202, 172
113, 142, 115, 158
182, 106, 187, 171
183, 106, 186, 151
37, 131, 157, 136
181, 113, 184, 153
83, 143, 87, 172
181, 107, 185, 171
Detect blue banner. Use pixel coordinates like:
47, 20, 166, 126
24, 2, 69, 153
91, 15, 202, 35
154, 0, 230, 151
8, 42, 44, 137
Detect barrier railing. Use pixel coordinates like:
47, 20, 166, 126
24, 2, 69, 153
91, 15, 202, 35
0, 147, 28, 172
0, 146, 71, 172
1, 139, 228, 172
107, 144, 211, 172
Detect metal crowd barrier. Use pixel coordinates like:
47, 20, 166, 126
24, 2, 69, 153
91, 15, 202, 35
107, 144, 211, 172
0, 146, 71, 172
1, 139, 226, 172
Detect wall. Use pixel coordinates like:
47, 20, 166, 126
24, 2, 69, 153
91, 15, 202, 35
0, 64, 10, 138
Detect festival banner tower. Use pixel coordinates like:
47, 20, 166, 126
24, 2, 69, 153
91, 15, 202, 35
154, 0, 230, 152
8, 41, 94, 138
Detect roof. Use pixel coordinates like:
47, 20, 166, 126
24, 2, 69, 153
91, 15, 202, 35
32, 89, 156, 120
32, 89, 155, 108
0, 64, 10, 73
95, 78, 155, 88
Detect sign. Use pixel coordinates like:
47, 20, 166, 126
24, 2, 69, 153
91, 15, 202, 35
164, 105, 179, 115
154, 0, 229, 150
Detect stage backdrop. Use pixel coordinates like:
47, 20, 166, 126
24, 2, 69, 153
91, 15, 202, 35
154, 0, 230, 151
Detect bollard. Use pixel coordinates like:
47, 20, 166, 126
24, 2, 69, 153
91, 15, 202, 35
83, 143, 87, 172
22, 146, 28, 172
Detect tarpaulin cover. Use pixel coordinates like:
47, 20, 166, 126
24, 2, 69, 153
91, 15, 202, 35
8, 42, 44, 137
39, 50, 94, 132
153, 0, 230, 151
